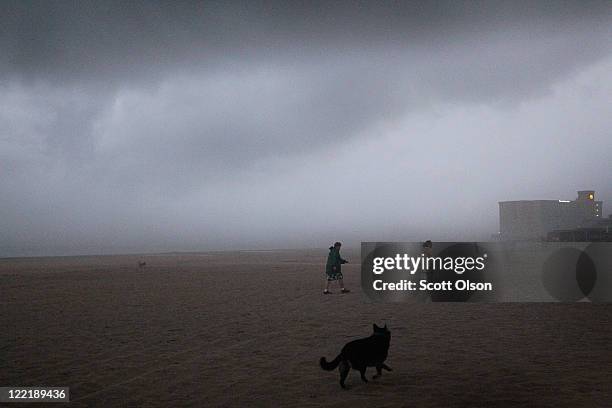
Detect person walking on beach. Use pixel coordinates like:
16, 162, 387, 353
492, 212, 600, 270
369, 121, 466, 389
324, 242, 350, 294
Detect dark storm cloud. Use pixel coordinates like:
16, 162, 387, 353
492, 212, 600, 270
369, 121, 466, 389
2, 1, 611, 83
1, 1, 612, 256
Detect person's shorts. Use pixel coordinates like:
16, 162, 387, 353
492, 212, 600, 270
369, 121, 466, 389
326, 272, 343, 281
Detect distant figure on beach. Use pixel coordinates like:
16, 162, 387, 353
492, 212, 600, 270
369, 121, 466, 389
324, 242, 350, 294
421, 240, 433, 302
422, 240, 433, 257
138, 261, 146, 267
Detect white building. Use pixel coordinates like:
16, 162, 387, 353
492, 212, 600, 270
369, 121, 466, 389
498, 190, 603, 240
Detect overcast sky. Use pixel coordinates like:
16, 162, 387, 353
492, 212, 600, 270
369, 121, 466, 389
1, 1, 611, 256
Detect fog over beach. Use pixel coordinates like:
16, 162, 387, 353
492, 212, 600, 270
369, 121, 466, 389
1, 1, 612, 257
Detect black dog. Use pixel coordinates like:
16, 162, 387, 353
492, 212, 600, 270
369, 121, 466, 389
320, 324, 392, 388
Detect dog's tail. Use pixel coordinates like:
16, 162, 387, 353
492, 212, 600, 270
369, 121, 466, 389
320, 354, 342, 371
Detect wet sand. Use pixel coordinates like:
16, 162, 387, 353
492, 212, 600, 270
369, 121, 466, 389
2, 250, 612, 407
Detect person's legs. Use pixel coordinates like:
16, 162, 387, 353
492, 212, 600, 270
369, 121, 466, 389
323, 274, 349, 294
324, 279, 332, 294
338, 278, 350, 293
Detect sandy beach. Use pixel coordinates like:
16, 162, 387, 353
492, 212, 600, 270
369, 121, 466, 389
2, 249, 612, 407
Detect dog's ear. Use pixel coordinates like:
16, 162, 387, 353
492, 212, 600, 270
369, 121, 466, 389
384, 323, 388, 329
373, 323, 379, 331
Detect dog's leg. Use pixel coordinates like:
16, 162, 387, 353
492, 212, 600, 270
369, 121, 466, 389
382, 363, 392, 371
373, 365, 383, 379
359, 367, 368, 383
339, 360, 350, 389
